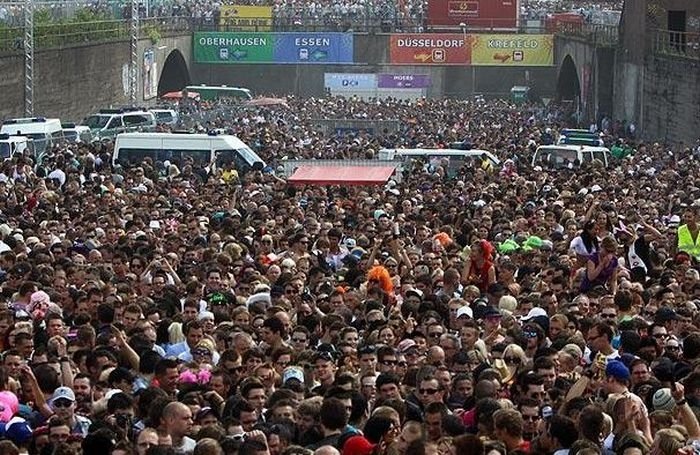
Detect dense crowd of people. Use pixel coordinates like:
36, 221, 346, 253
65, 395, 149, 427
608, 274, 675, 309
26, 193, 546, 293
0, 0, 624, 30
0, 93, 699, 455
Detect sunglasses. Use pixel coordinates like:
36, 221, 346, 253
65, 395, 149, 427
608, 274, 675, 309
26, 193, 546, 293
429, 332, 443, 338
53, 399, 73, 408
291, 337, 307, 344
381, 359, 398, 366
193, 349, 212, 356
419, 388, 438, 395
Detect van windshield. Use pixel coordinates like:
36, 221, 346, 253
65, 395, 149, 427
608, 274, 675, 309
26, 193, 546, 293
154, 112, 173, 122
64, 131, 78, 142
117, 148, 210, 167
536, 149, 578, 168
82, 115, 111, 129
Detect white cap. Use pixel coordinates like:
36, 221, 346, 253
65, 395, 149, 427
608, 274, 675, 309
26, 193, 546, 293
456, 306, 473, 319
521, 307, 547, 321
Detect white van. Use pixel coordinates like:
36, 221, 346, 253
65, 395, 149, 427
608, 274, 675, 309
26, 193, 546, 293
149, 109, 179, 127
532, 145, 611, 168
61, 122, 92, 143
0, 134, 34, 160
378, 148, 500, 177
81, 108, 156, 139
0, 117, 63, 157
113, 132, 265, 174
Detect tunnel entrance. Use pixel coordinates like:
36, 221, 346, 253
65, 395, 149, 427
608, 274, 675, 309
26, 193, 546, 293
556, 54, 582, 123
157, 49, 191, 97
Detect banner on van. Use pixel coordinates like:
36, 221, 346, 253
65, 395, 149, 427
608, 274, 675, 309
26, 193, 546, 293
470, 34, 554, 66
219, 5, 272, 31
193, 32, 354, 64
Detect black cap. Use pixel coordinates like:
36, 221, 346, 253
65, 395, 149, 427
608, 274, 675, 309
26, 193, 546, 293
655, 307, 679, 323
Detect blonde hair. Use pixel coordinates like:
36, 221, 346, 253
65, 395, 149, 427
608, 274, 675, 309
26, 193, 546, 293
168, 322, 184, 344
652, 428, 686, 455
503, 344, 527, 364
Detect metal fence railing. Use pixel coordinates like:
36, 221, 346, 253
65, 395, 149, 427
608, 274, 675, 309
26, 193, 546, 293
34, 19, 129, 47
553, 21, 619, 45
652, 29, 700, 60
0, 14, 622, 55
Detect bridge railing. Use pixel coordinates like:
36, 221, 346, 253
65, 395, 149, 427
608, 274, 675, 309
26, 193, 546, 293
553, 20, 618, 45
652, 29, 700, 60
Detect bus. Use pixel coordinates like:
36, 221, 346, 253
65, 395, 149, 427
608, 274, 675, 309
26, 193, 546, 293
557, 128, 604, 147
184, 85, 252, 102
532, 145, 611, 168
378, 148, 500, 177
113, 132, 265, 174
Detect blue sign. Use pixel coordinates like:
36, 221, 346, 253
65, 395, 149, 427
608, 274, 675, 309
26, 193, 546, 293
274, 33, 354, 64
324, 73, 377, 90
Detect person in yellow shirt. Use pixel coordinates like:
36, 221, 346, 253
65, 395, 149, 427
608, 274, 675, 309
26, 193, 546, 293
677, 206, 700, 262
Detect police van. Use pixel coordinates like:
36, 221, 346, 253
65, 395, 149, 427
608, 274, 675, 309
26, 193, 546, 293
532, 145, 611, 168
61, 122, 92, 143
0, 134, 34, 160
0, 117, 63, 157
81, 107, 157, 140
113, 131, 265, 175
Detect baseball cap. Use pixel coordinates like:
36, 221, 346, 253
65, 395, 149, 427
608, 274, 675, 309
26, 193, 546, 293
196, 407, 219, 422
482, 306, 502, 319
342, 435, 375, 455
405, 289, 424, 300
282, 367, 304, 384
50, 387, 76, 405
456, 306, 473, 319
397, 339, 417, 353
605, 360, 630, 381
655, 308, 679, 323
4, 417, 32, 444
521, 307, 547, 321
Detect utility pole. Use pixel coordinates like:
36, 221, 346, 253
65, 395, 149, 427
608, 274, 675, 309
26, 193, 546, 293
24, 0, 34, 116
129, 0, 138, 103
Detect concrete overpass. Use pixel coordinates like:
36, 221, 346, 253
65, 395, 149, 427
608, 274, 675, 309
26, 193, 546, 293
0, 27, 628, 126
0, 30, 192, 121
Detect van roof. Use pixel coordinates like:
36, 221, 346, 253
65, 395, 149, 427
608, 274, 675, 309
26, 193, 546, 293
379, 148, 500, 163
536, 145, 610, 152
115, 132, 248, 146
1, 117, 62, 134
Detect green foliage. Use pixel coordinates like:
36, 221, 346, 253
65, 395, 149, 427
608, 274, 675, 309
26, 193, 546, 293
0, 7, 128, 52
145, 24, 161, 44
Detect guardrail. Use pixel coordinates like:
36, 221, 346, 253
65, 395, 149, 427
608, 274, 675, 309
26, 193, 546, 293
652, 29, 700, 60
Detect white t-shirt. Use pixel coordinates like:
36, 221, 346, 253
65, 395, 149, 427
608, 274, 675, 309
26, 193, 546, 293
174, 436, 196, 454
569, 236, 597, 256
